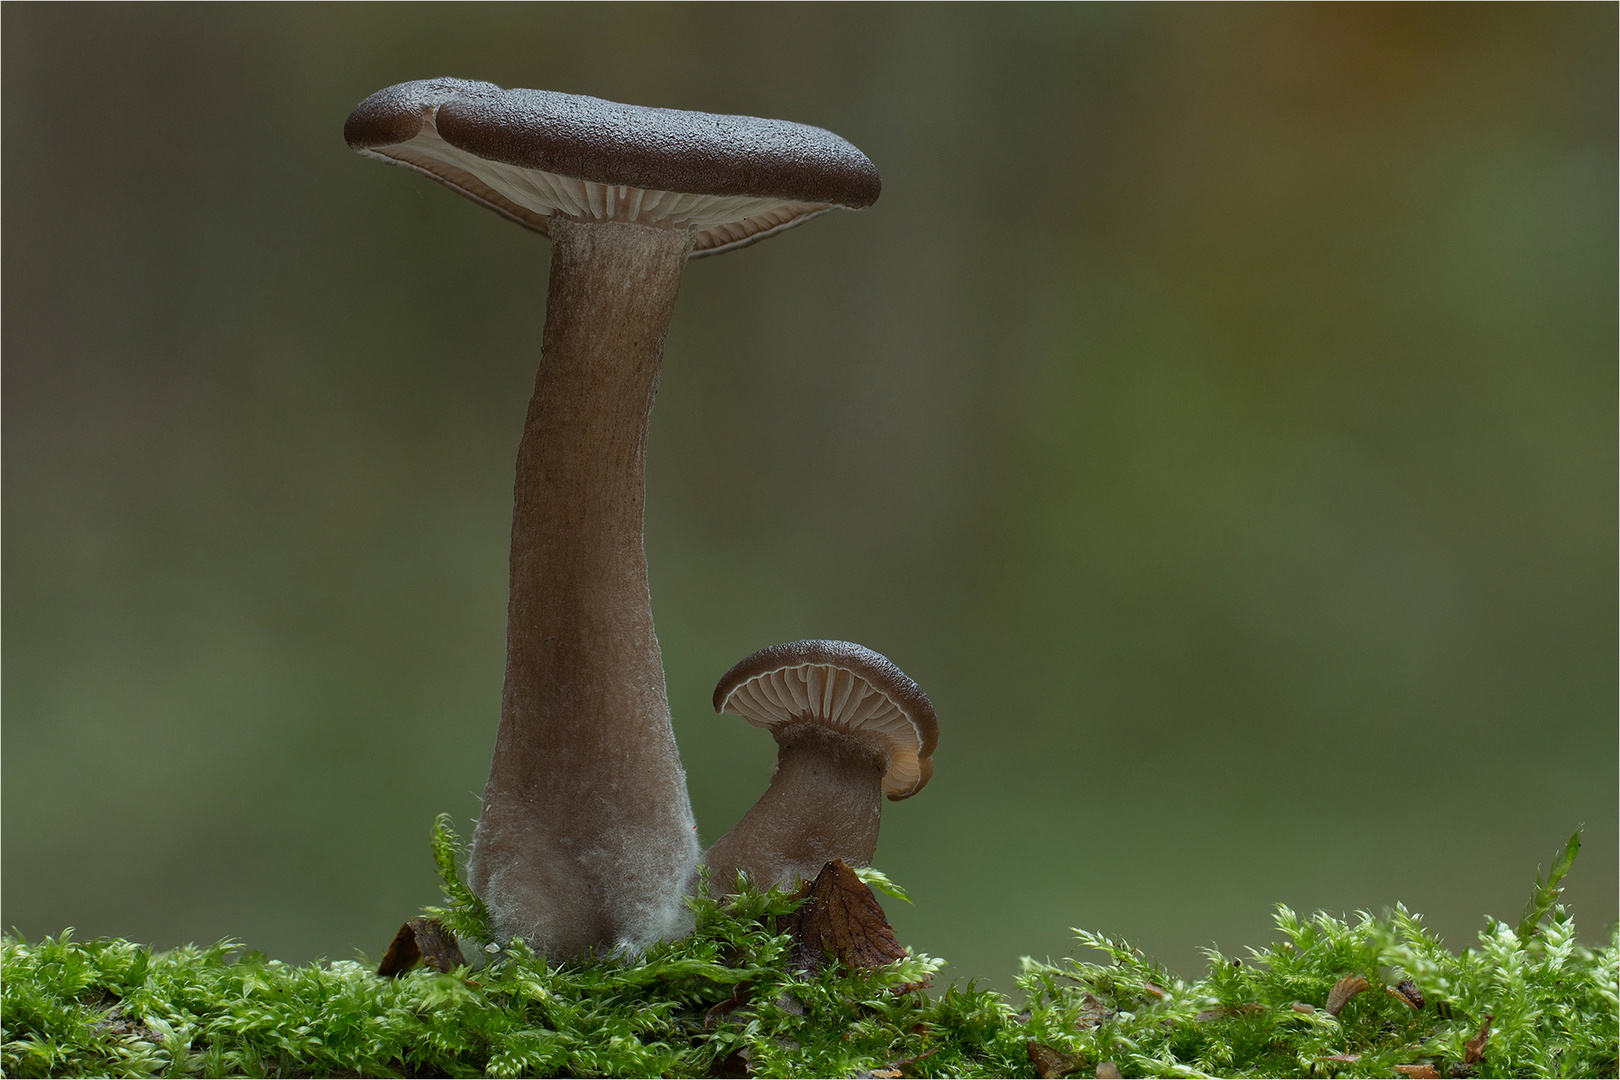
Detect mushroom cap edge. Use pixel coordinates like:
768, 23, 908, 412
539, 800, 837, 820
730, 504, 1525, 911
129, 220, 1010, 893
344, 78, 881, 255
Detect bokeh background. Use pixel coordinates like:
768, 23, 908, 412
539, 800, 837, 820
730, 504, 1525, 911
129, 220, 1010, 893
4, 4, 1615, 991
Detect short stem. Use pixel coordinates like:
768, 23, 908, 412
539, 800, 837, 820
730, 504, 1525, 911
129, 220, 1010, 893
469, 218, 699, 956
702, 723, 886, 893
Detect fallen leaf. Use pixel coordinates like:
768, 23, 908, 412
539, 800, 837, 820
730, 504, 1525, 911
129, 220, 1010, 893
1195, 1002, 1265, 1021
1391, 978, 1425, 1010
703, 982, 753, 1030
1291, 1002, 1317, 1014
784, 860, 907, 975
90, 1010, 160, 1044
1464, 1015, 1493, 1066
1392, 1065, 1440, 1078
1026, 1040, 1084, 1078
712, 1046, 752, 1078
377, 917, 465, 977
1142, 981, 1167, 998
1325, 975, 1372, 1015
1076, 992, 1114, 1030
1321, 1053, 1362, 1063
883, 1047, 939, 1075
1095, 1063, 1123, 1080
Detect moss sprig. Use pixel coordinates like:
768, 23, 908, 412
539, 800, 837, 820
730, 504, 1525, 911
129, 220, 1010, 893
4, 825, 1612, 1078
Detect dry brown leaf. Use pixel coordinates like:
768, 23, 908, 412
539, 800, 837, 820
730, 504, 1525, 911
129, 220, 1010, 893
377, 916, 465, 978
1076, 991, 1114, 1030
885, 1047, 939, 1074
1392, 1065, 1441, 1078
1391, 977, 1425, 1010
1291, 1001, 1317, 1014
703, 982, 753, 1030
712, 1046, 752, 1078
1026, 1040, 1084, 1078
784, 860, 907, 975
1464, 1015, 1493, 1065
1141, 981, 1167, 998
1195, 1003, 1265, 1021
1325, 975, 1372, 1015
1321, 1053, 1362, 1063
90, 1011, 159, 1044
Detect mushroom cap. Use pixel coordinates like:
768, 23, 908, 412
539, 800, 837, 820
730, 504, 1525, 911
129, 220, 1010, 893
345, 78, 881, 256
713, 640, 937, 800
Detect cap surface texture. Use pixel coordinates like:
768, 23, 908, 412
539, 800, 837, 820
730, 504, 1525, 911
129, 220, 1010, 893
345, 78, 881, 255
713, 640, 937, 799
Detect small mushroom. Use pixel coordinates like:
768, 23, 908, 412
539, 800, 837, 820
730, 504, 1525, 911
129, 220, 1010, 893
345, 80, 880, 956
702, 640, 938, 891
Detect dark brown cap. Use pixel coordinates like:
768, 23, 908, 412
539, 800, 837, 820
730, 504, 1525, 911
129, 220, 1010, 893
345, 78, 881, 255
713, 640, 937, 799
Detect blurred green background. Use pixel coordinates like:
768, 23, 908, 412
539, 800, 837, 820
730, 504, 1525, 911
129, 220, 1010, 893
4, 4, 1615, 991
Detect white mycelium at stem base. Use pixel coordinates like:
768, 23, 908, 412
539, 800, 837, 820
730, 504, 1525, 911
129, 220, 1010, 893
467, 218, 698, 956
345, 78, 881, 957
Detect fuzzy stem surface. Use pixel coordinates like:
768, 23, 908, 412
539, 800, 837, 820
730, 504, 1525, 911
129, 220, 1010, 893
702, 723, 886, 893
469, 217, 699, 956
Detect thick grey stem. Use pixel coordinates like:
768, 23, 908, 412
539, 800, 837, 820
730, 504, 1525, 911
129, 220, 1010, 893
702, 723, 885, 893
468, 218, 699, 956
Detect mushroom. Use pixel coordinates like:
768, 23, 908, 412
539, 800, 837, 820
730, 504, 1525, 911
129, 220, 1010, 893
344, 80, 881, 957
702, 640, 938, 892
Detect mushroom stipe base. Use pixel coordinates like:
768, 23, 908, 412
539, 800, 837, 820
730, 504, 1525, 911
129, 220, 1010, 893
5, 822, 1611, 1079
467, 218, 700, 960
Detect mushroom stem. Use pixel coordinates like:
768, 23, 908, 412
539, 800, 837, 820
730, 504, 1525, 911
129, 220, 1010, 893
702, 723, 885, 893
468, 217, 700, 956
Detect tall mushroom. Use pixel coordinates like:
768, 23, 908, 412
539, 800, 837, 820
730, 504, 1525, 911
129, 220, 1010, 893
703, 640, 938, 892
344, 79, 881, 957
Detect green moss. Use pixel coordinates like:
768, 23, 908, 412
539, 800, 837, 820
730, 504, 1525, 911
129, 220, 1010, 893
4, 826, 1613, 1078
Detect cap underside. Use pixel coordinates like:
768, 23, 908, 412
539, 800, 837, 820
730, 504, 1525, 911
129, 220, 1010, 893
359, 119, 836, 257
719, 662, 931, 799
